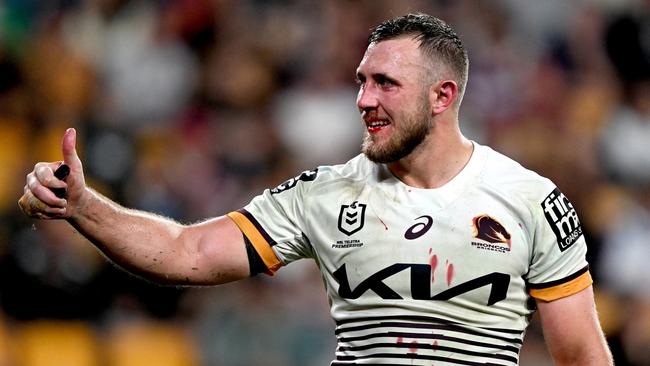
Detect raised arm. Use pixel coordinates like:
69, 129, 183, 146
536, 285, 613, 365
18, 128, 250, 285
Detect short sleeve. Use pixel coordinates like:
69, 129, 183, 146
525, 186, 593, 301
227, 169, 318, 275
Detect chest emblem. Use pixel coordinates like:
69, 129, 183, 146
338, 201, 367, 236
472, 214, 512, 252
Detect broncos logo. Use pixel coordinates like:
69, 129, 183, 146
473, 214, 511, 249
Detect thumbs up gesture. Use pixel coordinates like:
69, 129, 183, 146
19, 128, 86, 219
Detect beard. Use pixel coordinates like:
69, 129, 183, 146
361, 100, 432, 164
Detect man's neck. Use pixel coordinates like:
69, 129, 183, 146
387, 129, 474, 189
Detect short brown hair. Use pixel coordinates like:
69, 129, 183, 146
369, 13, 469, 102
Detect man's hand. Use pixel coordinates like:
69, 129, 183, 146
18, 128, 86, 219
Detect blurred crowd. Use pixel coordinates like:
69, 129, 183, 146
0, 0, 649, 365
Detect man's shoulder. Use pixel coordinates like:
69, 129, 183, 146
268, 154, 375, 197
312, 154, 376, 183
306, 154, 377, 192
478, 143, 556, 201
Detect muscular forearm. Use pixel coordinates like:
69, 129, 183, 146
68, 187, 198, 285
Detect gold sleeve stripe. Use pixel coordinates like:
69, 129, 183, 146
529, 270, 593, 301
227, 211, 282, 274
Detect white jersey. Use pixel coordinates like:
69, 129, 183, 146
227, 142, 592, 365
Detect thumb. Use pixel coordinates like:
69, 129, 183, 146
62, 128, 82, 170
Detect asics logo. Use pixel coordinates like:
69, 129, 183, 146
404, 215, 433, 240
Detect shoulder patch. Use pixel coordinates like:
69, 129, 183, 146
270, 168, 318, 195
541, 188, 584, 251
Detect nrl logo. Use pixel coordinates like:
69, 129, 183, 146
338, 201, 367, 236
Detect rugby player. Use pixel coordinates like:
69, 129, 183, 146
19, 13, 612, 365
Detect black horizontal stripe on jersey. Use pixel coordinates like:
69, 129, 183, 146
337, 342, 518, 363
335, 321, 523, 345
335, 314, 523, 335
527, 265, 589, 289
237, 208, 277, 247
338, 331, 520, 353
336, 352, 511, 366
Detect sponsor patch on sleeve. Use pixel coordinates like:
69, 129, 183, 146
541, 188, 584, 252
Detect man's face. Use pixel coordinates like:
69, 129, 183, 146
356, 37, 433, 164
